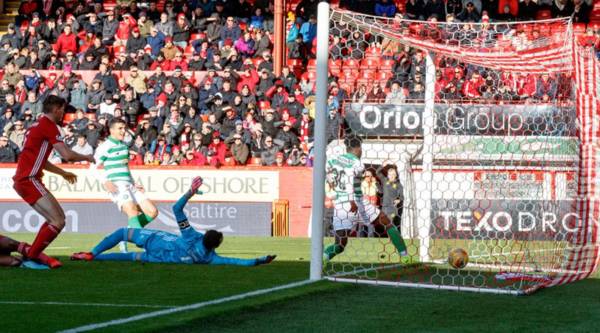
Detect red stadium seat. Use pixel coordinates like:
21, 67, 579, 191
376, 71, 393, 84
184, 45, 195, 56
286, 58, 302, 68
342, 58, 360, 70
360, 58, 380, 70
364, 46, 382, 59
63, 113, 76, 124
249, 157, 262, 165
379, 59, 395, 70
190, 33, 206, 41
251, 58, 263, 68
536, 10, 551, 20
307, 58, 317, 71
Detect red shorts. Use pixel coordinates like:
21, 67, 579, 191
13, 178, 49, 205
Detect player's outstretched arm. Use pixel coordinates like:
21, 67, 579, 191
209, 254, 277, 266
43, 161, 78, 184
53, 142, 95, 164
172, 176, 203, 232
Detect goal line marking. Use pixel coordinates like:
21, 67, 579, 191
58, 279, 314, 333
0, 301, 172, 309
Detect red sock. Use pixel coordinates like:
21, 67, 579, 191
18, 242, 53, 266
27, 222, 62, 259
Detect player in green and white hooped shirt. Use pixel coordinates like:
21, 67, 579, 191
324, 134, 408, 261
91, 118, 158, 234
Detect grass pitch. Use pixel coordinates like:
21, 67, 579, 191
1, 234, 599, 333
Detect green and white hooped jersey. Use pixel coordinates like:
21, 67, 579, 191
92, 136, 133, 183
326, 153, 364, 204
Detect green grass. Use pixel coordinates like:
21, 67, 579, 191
1, 234, 599, 333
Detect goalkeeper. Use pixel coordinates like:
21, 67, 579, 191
71, 177, 276, 266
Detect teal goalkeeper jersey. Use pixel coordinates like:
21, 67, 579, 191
92, 136, 133, 183
326, 152, 364, 204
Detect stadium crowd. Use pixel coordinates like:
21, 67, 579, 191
0, 0, 596, 165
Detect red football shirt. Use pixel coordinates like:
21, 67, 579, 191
13, 115, 63, 181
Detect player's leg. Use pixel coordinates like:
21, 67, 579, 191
134, 187, 159, 227
324, 229, 350, 261
94, 252, 142, 262
27, 193, 66, 260
0, 254, 22, 267
376, 212, 408, 256
324, 203, 353, 261
0, 234, 60, 268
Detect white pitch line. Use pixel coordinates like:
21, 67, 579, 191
58, 279, 315, 333
0, 301, 172, 309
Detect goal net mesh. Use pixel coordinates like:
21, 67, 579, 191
320, 8, 600, 294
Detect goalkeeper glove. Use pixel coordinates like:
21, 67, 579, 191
191, 176, 203, 194
256, 255, 277, 266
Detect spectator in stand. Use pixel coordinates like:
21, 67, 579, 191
71, 134, 94, 159
385, 81, 406, 104
69, 109, 89, 134
446, 0, 464, 17
94, 63, 117, 94
2, 24, 21, 50
572, 0, 591, 24
228, 133, 249, 165
260, 135, 280, 166
462, 72, 483, 99
155, 12, 174, 37
0, 135, 18, 162
457, 2, 481, 22
517, 0, 538, 20
84, 121, 102, 148
551, 0, 573, 18
234, 32, 256, 58
126, 27, 146, 54
375, 0, 397, 17
16, 0, 39, 26
54, 25, 79, 57
207, 131, 228, 167
147, 27, 166, 57
99, 93, 117, 118
296, 109, 313, 145
3, 118, 26, 150
326, 107, 343, 144
173, 13, 191, 48
535, 73, 557, 101
221, 17, 242, 46
100, 10, 118, 46
295, 0, 319, 21
352, 84, 368, 103
425, 0, 446, 20
161, 37, 179, 60
299, 15, 317, 44
480, 0, 505, 20
287, 33, 307, 60
368, 84, 387, 102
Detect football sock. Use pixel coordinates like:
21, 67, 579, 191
138, 213, 155, 228
324, 244, 344, 260
18, 242, 53, 266
127, 215, 142, 228
94, 252, 138, 262
387, 226, 408, 256
92, 228, 128, 256
27, 222, 62, 259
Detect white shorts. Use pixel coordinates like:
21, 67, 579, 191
332, 199, 380, 231
110, 182, 148, 211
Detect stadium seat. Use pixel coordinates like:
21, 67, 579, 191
573, 23, 586, 34
190, 33, 206, 41
63, 113, 76, 123
248, 157, 262, 165
342, 59, 360, 70
364, 46, 382, 59
536, 10, 551, 20
360, 58, 380, 70
307, 59, 317, 72
376, 71, 392, 85
379, 59, 395, 70
184, 45, 195, 57
113, 45, 125, 56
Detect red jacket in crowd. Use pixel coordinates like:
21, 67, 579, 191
54, 32, 77, 56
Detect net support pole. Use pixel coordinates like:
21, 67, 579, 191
310, 1, 330, 281
418, 51, 436, 263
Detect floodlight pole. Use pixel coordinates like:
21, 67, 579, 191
310, 1, 330, 281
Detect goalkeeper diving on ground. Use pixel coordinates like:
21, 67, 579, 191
71, 177, 276, 266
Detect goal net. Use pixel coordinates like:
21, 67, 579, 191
314, 5, 600, 294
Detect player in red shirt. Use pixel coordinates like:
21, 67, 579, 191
13, 96, 95, 268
